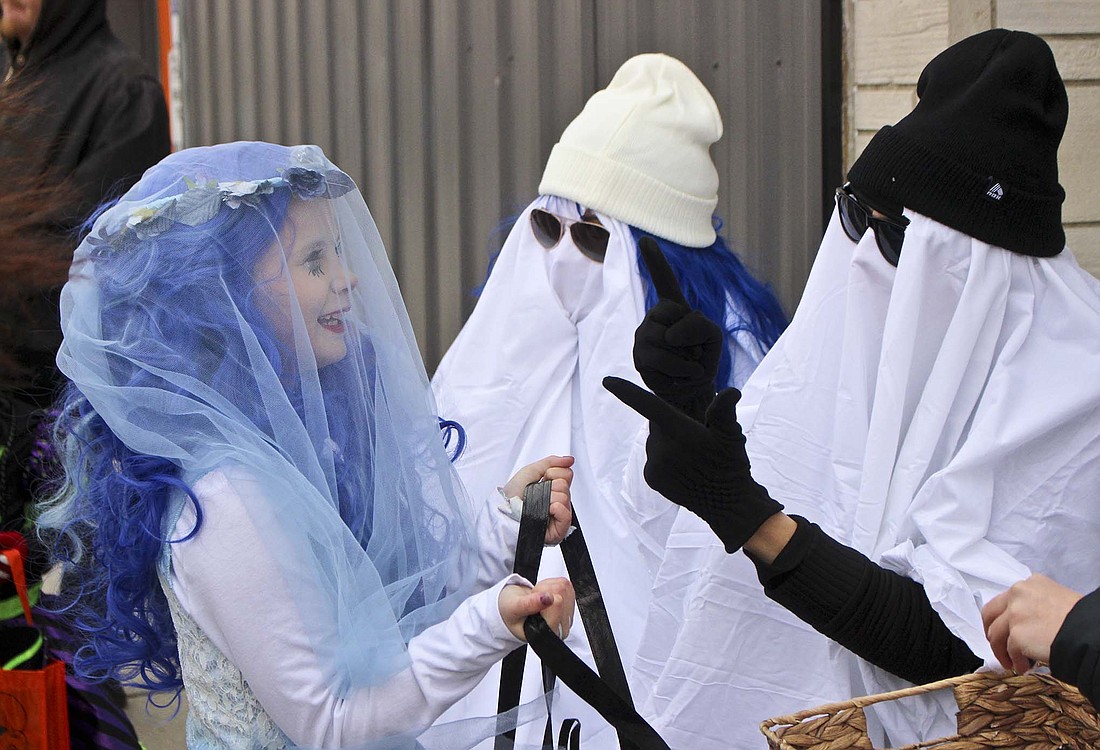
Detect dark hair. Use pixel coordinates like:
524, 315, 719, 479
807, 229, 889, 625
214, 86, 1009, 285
0, 85, 77, 598
0, 85, 75, 391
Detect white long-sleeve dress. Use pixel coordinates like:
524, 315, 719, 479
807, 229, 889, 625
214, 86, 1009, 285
160, 465, 528, 749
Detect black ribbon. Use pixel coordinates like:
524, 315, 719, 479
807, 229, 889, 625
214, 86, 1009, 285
495, 481, 670, 750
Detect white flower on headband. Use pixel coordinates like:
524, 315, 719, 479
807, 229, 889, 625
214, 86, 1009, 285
126, 206, 160, 228
219, 179, 277, 209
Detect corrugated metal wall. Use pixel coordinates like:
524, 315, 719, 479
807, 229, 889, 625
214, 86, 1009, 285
179, 0, 825, 371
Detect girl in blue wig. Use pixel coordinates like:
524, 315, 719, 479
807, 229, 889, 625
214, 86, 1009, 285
38, 141, 577, 749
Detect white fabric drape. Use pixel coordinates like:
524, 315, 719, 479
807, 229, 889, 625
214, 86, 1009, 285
432, 195, 766, 748
432, 196, 651, 748
631, 209, 1100, 749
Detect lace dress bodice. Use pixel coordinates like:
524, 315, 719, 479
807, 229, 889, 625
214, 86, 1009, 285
161, 574, 291, 749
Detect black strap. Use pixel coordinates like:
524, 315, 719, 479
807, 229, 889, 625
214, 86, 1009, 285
524, 616, 670, 750
495, 481, 553, 749
496, 481, 670, 750
558, 718, 581, 749
559, 514, 634, 710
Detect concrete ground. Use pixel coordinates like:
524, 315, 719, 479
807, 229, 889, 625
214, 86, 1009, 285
125, 687, 188, 748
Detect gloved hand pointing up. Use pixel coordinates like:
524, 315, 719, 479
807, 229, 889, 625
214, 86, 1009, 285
633, 236, 723, 422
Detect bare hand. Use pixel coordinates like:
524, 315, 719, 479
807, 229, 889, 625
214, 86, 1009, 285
982, 573, 1083, 673
503, 455, 575, 545
499, 577, 575, 642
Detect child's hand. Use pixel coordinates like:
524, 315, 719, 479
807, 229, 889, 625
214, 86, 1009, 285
503, 455, 575, 545
499, 577, 575, 642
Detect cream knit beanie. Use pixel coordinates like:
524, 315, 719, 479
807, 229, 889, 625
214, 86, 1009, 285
538, 53, 722, 248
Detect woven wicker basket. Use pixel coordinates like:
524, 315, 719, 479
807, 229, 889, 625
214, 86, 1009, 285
761, 672, 1100, 749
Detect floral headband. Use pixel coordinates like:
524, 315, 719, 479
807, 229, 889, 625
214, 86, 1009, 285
88, 147, 355, 255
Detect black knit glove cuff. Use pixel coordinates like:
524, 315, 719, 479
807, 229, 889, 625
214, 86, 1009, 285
695, 477, 784, 554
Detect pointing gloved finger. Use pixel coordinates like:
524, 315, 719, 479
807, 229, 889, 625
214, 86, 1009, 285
603, 376, 690, 437
639, 236, 688, 306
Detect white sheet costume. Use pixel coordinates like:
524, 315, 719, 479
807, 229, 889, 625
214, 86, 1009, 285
627, 208, 1100, 749
432, 53, 785, 749
432, 193, 767, 747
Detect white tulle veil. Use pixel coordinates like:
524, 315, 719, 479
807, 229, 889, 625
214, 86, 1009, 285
51, 142, 498, 733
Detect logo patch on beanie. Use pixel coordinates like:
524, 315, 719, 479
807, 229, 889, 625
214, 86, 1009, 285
985, 178, 1004, 202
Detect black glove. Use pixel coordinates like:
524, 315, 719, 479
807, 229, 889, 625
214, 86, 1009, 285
604, 376, 783, 553
633, 237, 722, 422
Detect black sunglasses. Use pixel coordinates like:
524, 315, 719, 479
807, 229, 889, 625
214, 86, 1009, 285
835, 183, 910, 266
529, 208, 610, 263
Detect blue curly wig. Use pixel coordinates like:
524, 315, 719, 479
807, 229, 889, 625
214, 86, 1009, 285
630, 222, 788, 388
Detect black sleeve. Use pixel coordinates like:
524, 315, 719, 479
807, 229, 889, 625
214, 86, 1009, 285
68, 73, 171, 227
749, 515, 982, 685
1050, 587, 1100, 711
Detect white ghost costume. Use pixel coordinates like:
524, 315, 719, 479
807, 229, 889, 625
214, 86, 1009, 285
432, 194, 765, 748
627, 209, 1100, 749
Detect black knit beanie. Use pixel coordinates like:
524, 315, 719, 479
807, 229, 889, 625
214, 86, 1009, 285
847, 29, 1068, 257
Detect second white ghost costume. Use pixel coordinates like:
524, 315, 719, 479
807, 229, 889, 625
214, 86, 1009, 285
629, 208, 1100, 749
623, 30, 1100, 749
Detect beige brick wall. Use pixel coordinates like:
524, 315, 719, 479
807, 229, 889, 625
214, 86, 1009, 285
845, 0, 1100, 275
